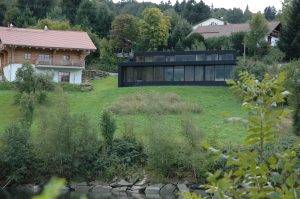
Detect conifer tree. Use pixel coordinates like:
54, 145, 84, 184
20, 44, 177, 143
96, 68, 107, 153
279, 0, 300, 60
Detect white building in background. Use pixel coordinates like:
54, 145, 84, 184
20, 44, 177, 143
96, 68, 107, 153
192, 17, 226, 30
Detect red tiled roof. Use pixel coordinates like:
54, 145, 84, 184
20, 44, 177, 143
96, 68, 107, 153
0, 27, 97, 51
191, 21, 281, 39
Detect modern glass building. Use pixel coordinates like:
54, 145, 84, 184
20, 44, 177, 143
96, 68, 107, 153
118, 50, 236, 87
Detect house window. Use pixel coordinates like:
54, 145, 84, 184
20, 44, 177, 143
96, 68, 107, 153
154, 67, 164, 81
24, 53, 32, 60
215, 65, 225, 81
125, 67, 134, 82
58, 72, 70, 83
63, 55, 70, 61
143, 67, 153, 82
164, 67, 174, 81
205, 66, 215, 81
39, 54, 50, 61
174, 66, 184, 81
185, 66, 194, 81
195, 66, 204, 81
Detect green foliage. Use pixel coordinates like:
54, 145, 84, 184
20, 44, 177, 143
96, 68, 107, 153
285, 60, 300, 135
264, 6, 277, 21
33, 18, 72, 30
181, 0, 211, 25
196, 72, 300, 199
100, 109, 116, 151
184, 33, 205, 49
139, 7, 170, 51
99, 38, 117, 72
175, 40, 184, 51
245, 12, 269, 56
0, 82, 15, 90
19, 92, 35, 127
279, 0, 300, 60
226, 8, 245, 24
110, 14, 140, 53
32, 177, 66, 199
62, 0, 82, 24
0, 122, 33, 183
15, 63, 54, 104
36, 91, 99, 180
233, 58, 267, 81
205, 36, 231, 50
46, 7, 67, 21
16, 7, 36, 28
228, 72, 288, 161
262, 47, 286, 65
4, 6, 20, 24
230, 32, 246, 56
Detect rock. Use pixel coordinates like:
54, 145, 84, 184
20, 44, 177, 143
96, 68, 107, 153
177, 184, 189, 193
193, 189, 209, 198
74, 185, 93, 192
129, 185, 146, 194
160, 184, 177, 195
92, 185, 112, 193
145, 194, 161, 199
112, 186, 127, 193
15, 184, 41, 194
117, 179, 133, 187
134, 176, 148, 186
145, 184, 163, 195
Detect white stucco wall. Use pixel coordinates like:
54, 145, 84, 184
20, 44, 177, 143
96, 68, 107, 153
3, 64, 82, 84
3, 64, 23, 81
36, 68, 82, 84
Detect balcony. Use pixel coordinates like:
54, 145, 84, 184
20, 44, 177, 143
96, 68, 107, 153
35, 59, 85, 69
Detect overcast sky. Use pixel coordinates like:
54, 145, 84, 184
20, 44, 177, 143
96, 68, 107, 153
115, 0, 283, 13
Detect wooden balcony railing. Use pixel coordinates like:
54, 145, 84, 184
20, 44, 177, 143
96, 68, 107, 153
36, 59, 85, 67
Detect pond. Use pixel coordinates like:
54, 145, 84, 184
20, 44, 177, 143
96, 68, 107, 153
0, 189, 178, 199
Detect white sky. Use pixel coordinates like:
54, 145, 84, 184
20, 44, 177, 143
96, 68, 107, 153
114, 0, 283, 13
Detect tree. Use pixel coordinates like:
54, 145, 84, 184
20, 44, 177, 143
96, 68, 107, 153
4, 6, 20, 25
33, 19, 72, 30
182, 0, 211, 25
110, 14, 140, 53
0, 2, 6, 26
76, 0, 114, 37
278, 0, 300, 60
184, 33, 205, 49
46, 7, 67, 21
230, 32, 247, 56
16, 7, 36, 28
62, 0, 82, 24
140, 7, 170, 51
245, 12, 269, 56
100, 110, 116, 151
165, 9, 192, 48
17, 0, 55, 19
226, 8, 245, 23
243, 5, 252, 22
264, 6, 277, 21
99, 38, 117, 72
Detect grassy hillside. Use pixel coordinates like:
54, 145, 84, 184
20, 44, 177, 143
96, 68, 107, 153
0, 76, 246, 144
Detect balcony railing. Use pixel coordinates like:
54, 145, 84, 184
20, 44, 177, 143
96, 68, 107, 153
35, 59, 85, 68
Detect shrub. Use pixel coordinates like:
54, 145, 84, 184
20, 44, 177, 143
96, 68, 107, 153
35, 91, 99, 181
100, 109, 116, 151
19, 92, 35, 127
233, 58, 267, 81
109, 92, 201, 115
59, 82, 93, 92
0, 122, 34, 183
0, 82, 15, 90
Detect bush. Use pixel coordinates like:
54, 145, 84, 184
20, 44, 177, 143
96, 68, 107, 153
35, 91, 99, 181
233, 58, 267, 81
58, 82, 93, 92
100, 109, 116, 151
0, 122, 34, 183
0, 82, 15, 90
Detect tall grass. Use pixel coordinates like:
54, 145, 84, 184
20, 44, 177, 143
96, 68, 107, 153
109, 92, 201, 115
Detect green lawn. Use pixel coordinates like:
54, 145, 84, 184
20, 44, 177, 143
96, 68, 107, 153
0, 76, 246, 144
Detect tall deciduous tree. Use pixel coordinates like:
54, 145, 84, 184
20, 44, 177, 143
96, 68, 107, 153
226, 8, 245, 23
16, 7, 36, 27
279, 0, 300, 60
182, 0, 211, 25
4, 6, 20, 25
245, 12, 269, 56
110, 14, 140, 53
140, 7, 170, 51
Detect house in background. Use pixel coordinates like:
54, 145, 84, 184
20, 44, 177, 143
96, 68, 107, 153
0, 26, 96, 84
192, 17, 226, 30
191, 21, 281, 46
118, 50, 236, 87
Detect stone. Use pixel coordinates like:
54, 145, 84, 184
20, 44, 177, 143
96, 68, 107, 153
112, 186, 127, 193
74, 185, 93, 192
134, 176, 148, 186
145, 184, 163, 195
117, 179, 133, 187
15, 184, 41, 194
177, 184, 189, 193
160, 184, 177, 195
129, 185, 147, 194
145, 194, 161, 199
92, 185, 112, 193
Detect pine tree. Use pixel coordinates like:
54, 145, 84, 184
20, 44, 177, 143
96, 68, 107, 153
279, 0, 300, 60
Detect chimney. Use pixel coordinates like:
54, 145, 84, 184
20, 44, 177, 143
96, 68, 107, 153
44, 25, 48, 30
9, 23, 13, 28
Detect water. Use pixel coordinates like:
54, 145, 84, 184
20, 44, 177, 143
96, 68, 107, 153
0, 189, 177, 199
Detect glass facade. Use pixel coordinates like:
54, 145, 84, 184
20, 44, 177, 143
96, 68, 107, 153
121, 51, 236, 86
